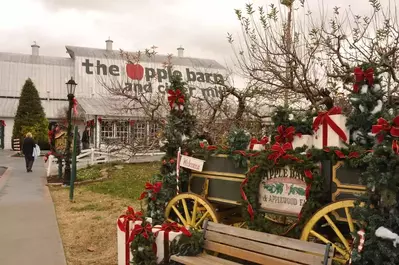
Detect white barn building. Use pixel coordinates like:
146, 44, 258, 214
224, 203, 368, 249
0, 40, 227, 150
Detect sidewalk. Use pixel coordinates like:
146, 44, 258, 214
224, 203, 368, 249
0, 150, 67, 265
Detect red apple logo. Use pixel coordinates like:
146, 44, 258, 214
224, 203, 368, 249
126, 63, 144, 80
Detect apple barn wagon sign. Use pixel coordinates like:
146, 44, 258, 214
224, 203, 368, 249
259, 167, 307, 216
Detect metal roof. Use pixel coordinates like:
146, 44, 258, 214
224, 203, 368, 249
0, 52, 73, 67
78, 97, 148, 118
0, 98, 69, 119
65, 46, 226, 70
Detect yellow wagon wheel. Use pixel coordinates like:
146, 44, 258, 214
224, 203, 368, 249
301, 200, 356, 264
165, 193, 219, 229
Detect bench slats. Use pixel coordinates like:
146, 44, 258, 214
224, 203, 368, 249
207, 222, 332, 256
170, 253, 242, 265
205, 230, 325, 264
204, 241, 300, 265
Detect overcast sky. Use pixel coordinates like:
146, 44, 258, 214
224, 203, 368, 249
0, 0, 394, 67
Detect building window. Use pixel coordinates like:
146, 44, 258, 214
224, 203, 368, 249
116, 121, 129, 144
132, 121, 146, 141
149, 121, 162, 148
101, 121, 113, 142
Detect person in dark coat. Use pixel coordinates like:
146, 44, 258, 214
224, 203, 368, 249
22, 132, 36, 172
81, 126, 90, 150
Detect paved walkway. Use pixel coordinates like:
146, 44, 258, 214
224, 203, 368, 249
0, 150, 67, 265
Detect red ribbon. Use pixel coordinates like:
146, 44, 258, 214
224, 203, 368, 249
98, 117, 102, 123
313, 107, 347, 147
390, 116, 399, 137
334, 150, 360, 159
267, 142, 298, 164
117, 206, 143, 232
139, 182, 163, 200
249, 136, 269, 150
72, 98, 78, 115
275, 126, 298, 143
117, 206, 144, 265
393, 140, 399, 154
0, 120, 6, 127
167, 89, 185, 109
154, 223, 191, 261
129, 120, 136, 126
233, 150, 260, 157
354, 67, 374, 85
304, 169, 313, 199
207, 145, 217, 151
240, 177, 254, 220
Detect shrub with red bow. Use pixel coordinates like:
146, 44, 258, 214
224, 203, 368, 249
372, 116, 399, 154
167, 89, 185, 110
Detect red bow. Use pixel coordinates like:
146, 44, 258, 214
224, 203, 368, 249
354, 67, 374, 85
98, 117, 102, 123
129, 120, 136, 126
249, 136, 269, 150
275, 126, 297, 143
139, 182, 162, 200
304, 170, 313, 199
72, 98, 78, 115
0, 120, 6, 127
128, 223, 152, 243
167, 89, 185, 109
393, 140, 399, 154
267, 142, 298, 164
313, 107, 347, 147
390, 116, 399, 137
117, 206, 143, 232
240, 178, 254, 220
154, 222, 191, 237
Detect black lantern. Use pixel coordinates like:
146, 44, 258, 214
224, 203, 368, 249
66, 77, 77, 95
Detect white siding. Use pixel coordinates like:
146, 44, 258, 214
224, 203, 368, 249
0, 60, 73, 98
2, 118, 14, 150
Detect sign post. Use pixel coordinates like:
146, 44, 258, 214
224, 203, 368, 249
69, 126, 78, 201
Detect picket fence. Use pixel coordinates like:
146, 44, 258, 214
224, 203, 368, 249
46, 148, 165, 177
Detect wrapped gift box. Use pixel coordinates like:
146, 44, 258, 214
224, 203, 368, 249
292, 134, 313, 149
152, 225, 184, 263
117, 217, 152, 265
313, 114, 349, 149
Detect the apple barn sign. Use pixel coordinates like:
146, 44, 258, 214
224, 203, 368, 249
82, 59, 226, 98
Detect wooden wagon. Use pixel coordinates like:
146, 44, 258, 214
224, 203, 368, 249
164, 155, 365, 264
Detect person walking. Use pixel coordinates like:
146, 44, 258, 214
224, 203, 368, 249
82, 126, 90, 150
22, 132, 36, 172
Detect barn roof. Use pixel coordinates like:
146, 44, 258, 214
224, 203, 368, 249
65, 46, 226, 70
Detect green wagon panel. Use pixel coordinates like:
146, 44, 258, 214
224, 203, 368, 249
190, 174, 242, 204
197, 155, 247, 176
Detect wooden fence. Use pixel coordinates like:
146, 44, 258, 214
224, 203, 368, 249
46, 148, 165, 177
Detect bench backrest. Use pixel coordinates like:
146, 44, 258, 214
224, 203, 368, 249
203, 221, 334, 265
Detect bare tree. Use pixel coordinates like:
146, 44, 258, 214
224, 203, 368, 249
229, 0, 399, 111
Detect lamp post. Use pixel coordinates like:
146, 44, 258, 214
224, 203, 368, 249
63, 77, 77, 186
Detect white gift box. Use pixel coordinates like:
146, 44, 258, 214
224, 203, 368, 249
292, 134, 313, 149
152, 225, 183, 263
117, 217, 152, 265
250, 144, 265, 151
312, 114, 349, 149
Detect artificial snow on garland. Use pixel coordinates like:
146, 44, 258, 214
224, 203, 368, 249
375, 226, 399, 247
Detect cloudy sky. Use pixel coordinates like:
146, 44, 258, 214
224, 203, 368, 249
0, 0, 393, 66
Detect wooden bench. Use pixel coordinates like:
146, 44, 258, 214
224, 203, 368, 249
171, 221, 334, 265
